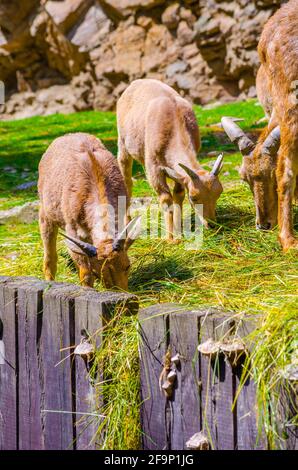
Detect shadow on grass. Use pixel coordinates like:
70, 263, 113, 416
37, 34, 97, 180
129, 255, 193, 292
216, 204, 254, 229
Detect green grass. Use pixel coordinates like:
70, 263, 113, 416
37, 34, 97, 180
0, 100, 260, 209
0, 100, 297, 449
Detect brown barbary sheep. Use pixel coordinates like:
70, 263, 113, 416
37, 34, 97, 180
38, 132, 139, 289
117, 79, 224, 241
222, 0, 298, 250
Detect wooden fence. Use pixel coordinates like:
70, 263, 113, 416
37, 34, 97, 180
139, 304, 298, 450
0, 276, 137, 450
0, 277, 296, 450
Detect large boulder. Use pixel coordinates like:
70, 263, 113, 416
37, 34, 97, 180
0, 201, 39, 225
68, 3, 113, 52
0, 0, 284, 117
100, 0, 166, 17
45, 0, 93, 33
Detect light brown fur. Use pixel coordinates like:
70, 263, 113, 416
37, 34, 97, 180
38, 132, 133, 289
117, 79, 223, 240
241, 1, 298, 249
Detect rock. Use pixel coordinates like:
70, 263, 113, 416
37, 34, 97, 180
45, 0, 92, 33
68, 4, 113, 52
161, 3, 180, 30
0, 198, 153, 225
93, 83, 116, 111
166, 61, 188, 78
1, 78, 92, 119
15, 181, 37, 191
142, 24, 179, 74
0, 201, 39, 225
177, 21, 195, 46
136, 16, 153, 30
175, 74, 196, 91
180, 7, 196, 27
102, 0, 166, 17
0, 0, 284, 116
94, 24, 146, 80
30, 9, 87, 80
3, 166, 17, 174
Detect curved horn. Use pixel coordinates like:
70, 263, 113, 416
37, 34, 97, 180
113, 216, 142, 252
261, 126, 280, 156
163, 167, 184, 184
178, 163, 200, 183
221, 117, 255, 156
211, 153, 224, 176
60, 232, 97, 258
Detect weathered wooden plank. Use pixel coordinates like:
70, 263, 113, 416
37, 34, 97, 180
235, 367, 265, 450
74, 289, 137, 450
169, 310, 202, 450
74, 289, 138, 450
74, 296, 100, 450
0, 281, 18, 450
285, 383, 298, 450
198, 309, 218, 449
74, 292, 105, 449
17, 279, 48, 450
41, 284, 82, 450
276, 380, 298, 450
139, 304, 173, 450
0, 275, 138, 450
213, 313, 235, 450
234, 316, 267, 450
198, 309, 236, 450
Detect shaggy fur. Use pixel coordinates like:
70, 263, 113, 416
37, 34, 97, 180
117, 79, 223, 240
38, 132, 132, 289
244, 0, 298, 250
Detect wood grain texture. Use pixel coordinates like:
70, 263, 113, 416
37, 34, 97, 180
213, 313, 235, 450
139, 304, 177, 450
17, 279, 48, 450
0, 281, 18, 450
73, 289, 138, 449
199, 309, 218, 449
169, 310, 202, 450
74, 291, 109, 450
235, 316, 267, 450
41, 284, 80, 450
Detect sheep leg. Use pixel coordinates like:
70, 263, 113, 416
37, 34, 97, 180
63, 224, 95, 287
78, 266, 95, 288
117, 139, 133, 224
277, 125, 298, 251
173, 182, 185, 238
39, 214, 58, 281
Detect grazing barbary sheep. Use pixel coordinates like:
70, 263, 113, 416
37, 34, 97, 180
38, 132, 139, 289
117, 79, 224, 241
222, 0, 298, 251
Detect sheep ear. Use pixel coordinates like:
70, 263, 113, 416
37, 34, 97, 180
162, 167, 184, 185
